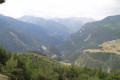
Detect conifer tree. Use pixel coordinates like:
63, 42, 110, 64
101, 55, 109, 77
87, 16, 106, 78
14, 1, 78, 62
24, 57, 35, 79
0, 46, 7, 65
2, 53, 24, 80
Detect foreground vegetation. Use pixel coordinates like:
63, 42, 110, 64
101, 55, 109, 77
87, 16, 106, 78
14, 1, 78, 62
0, 46, 120, 80
0, 74, 10, 80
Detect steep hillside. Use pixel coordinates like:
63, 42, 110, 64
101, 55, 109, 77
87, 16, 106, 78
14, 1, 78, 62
0, 15, 64, 52
18, 16, 70, 39
58, 15, 120, 72
53, 17, 94, 32
74, 39, 120, 72
75, 51, 120, 73
59, 15, 120, 57
45, 44, 62, 60
84, 39, 120, 55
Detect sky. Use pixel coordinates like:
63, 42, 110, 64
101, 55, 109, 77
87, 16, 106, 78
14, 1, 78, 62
0, 0, 120, 20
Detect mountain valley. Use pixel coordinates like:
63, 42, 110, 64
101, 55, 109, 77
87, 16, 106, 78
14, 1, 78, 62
0, 14, 120, 80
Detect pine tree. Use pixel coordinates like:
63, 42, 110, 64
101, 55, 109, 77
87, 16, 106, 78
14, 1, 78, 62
24, 57, 35, 79
2, 53, 24, 80
0, 46, 7, 65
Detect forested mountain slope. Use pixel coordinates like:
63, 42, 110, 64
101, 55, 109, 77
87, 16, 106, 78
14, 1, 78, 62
59, 15, 120, 57
58, 15, 120, 72
18, 16, 70, 39
0, 15, 65, 52
0, 46, 120, 80
74, 39, 120, 72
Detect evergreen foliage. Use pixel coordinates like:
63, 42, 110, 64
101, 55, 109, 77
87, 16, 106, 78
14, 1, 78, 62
0, 46, 120, 80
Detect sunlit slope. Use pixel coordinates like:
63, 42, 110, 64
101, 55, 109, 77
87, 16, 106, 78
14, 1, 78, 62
59, 15, 120, 57
0, 74, 10, 80
75, 39, 120, 72
58, 15, 120, 72
84, 39, 120, 55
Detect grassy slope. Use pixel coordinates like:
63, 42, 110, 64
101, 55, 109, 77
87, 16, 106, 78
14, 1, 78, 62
75, 52, 120, 72
84, 39, 120, 55
58, 15, 120, 72
75, 39, 120, 72
0, 74, 10, 80
59, 15, 120, 58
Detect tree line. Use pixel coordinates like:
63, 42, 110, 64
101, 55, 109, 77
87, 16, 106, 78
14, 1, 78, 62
0, 46, 120, 80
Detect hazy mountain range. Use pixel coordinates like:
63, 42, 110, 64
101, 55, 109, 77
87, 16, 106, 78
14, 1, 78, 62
1, 14, 120, 72
59, 15, 120, 72
0, 15, 93, 53
53, 17, 94, 32
18, 16, 70, 38
0, 15, 68, 52
59, 15, 120, 56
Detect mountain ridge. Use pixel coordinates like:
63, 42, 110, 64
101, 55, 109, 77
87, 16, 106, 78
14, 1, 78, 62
58, 15, 120, 71
52, 17, 94, 32
0, 15, 66, 52
59, 15, 120, 55
18, 16, 70, 39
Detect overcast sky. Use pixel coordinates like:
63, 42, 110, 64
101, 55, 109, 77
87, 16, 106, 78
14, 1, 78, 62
0, 0, 120, 20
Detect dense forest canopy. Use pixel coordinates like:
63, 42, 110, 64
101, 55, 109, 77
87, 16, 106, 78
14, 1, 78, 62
0, 46, 120, 80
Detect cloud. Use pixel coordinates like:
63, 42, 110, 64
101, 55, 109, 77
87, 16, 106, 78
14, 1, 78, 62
0, 0, 120, 20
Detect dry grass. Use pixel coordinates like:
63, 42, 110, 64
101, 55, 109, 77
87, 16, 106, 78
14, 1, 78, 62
84, 39, 120, 55
0, 74, 10, 80
60, 62, 71, 66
